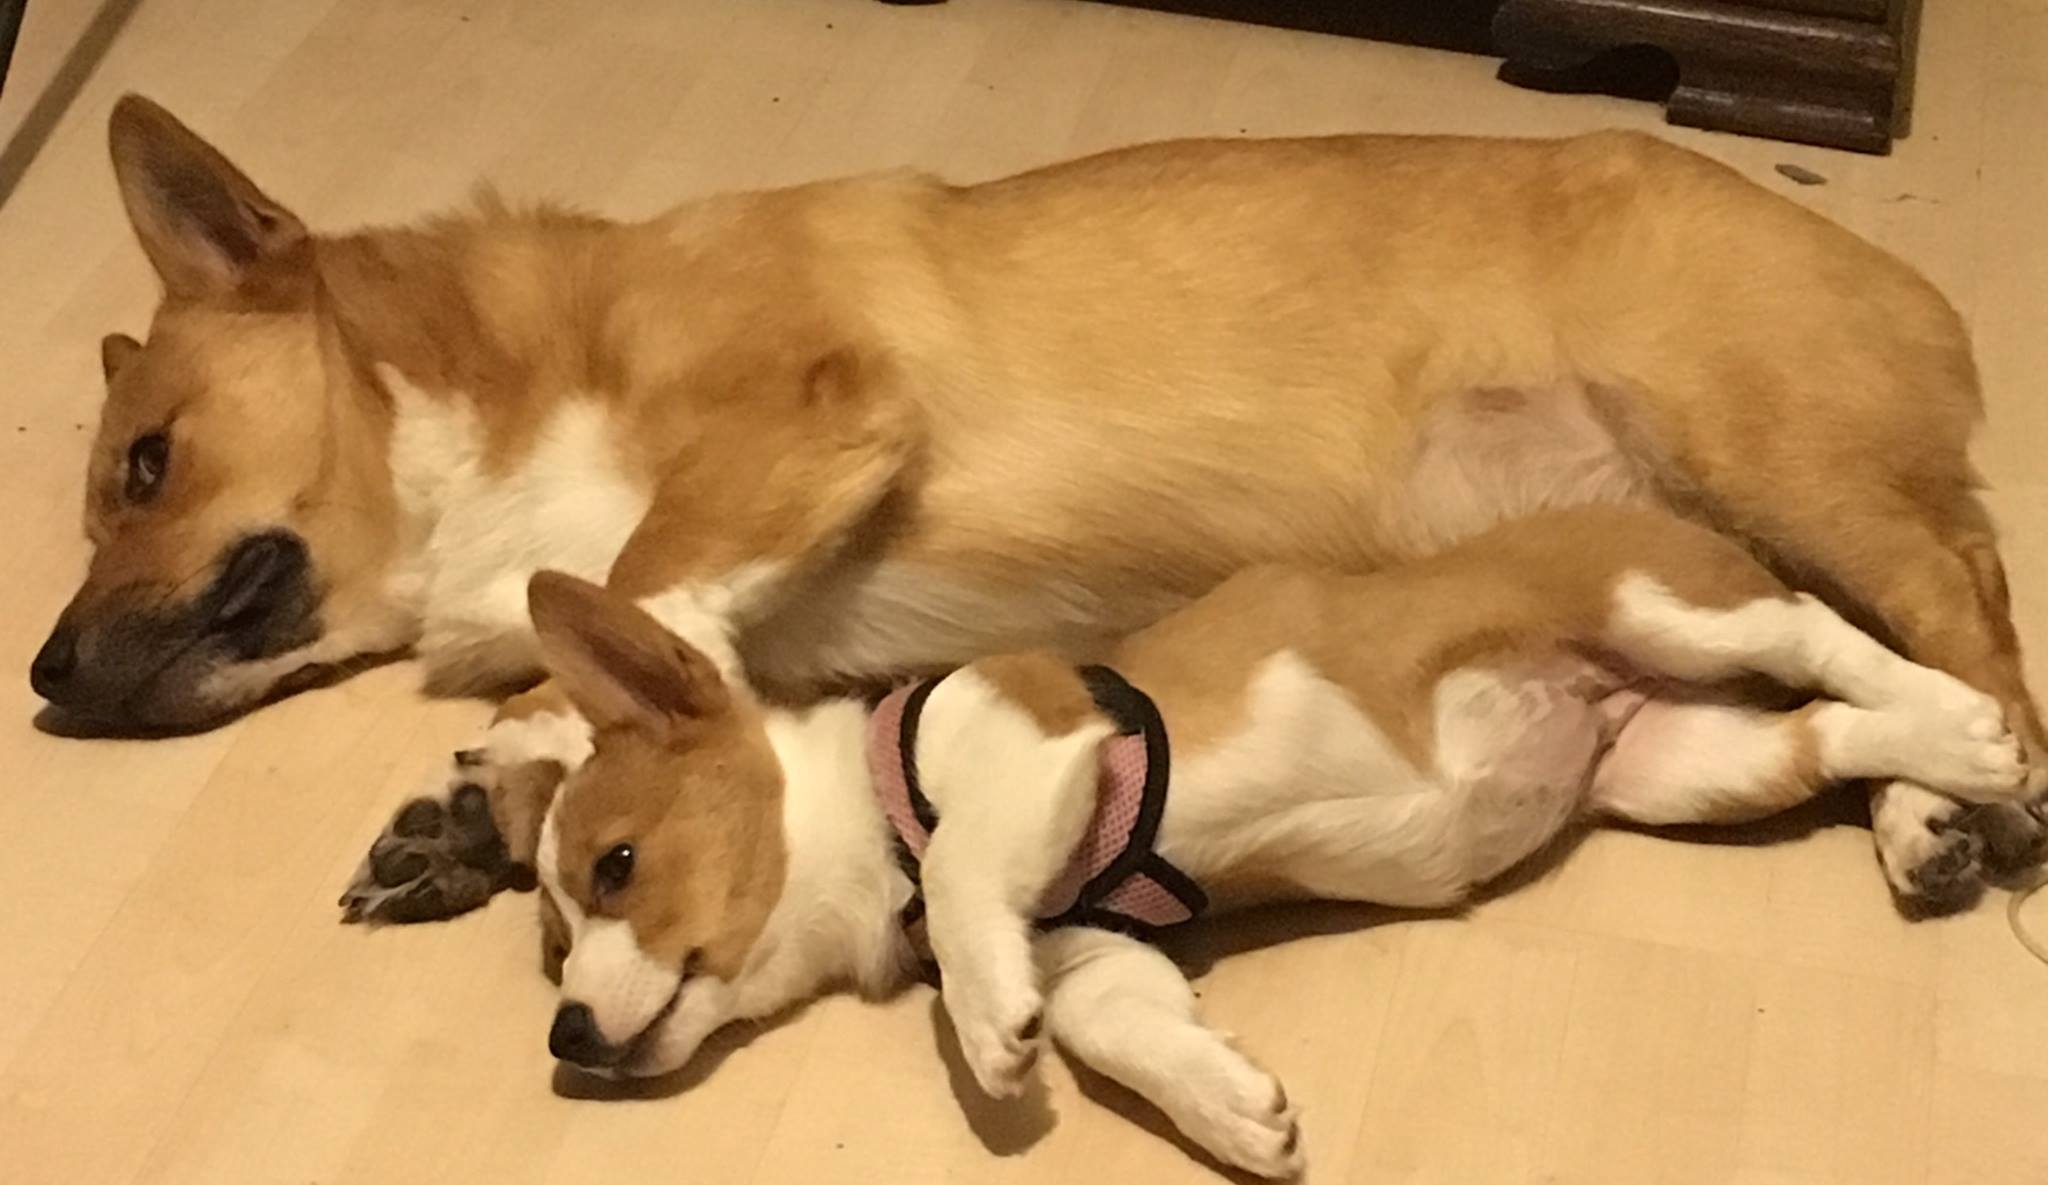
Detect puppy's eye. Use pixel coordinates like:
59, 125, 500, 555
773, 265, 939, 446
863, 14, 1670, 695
126, 432, 169, 502
593, 843, 635, 896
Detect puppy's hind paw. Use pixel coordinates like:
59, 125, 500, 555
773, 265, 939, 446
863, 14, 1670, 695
1902, 692, 2030, 803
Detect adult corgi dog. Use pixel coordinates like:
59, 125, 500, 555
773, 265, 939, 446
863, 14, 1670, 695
522, 507, 2028, 1179
38, 97, 2044, 921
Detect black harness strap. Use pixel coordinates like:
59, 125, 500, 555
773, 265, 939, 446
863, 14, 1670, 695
1041, 666, 1208, 935
887, 664, 1207, 942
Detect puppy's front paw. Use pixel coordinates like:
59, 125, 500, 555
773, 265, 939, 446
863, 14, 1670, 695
339, 758, 529, 925
944, 979, 1046, 1099
1176, 1046, 1304, 1180
937, 953, 1048, 1105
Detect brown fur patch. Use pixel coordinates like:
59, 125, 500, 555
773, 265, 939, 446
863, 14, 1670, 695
548, 724, 787, 980
490, 758, 567, 872
480, 682, 580, 866
1773, 704, 1828, 817
968, 652, 1102, 737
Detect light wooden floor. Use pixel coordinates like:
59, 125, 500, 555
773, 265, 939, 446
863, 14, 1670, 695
3, 1, 2046, 1182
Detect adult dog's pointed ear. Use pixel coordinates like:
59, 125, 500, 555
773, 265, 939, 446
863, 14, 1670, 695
100, 333, 143, 384
108, 94, 309, 299
528, 572, 731, 735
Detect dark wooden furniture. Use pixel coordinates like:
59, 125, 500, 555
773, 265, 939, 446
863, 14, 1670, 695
876, 0, 1917, 154
1493, 0, 1913, 154
1045, 0, 1506, 53
0, 0, 27, 100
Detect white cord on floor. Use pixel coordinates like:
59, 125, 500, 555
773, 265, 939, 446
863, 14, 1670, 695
2008, 870, 2048, 967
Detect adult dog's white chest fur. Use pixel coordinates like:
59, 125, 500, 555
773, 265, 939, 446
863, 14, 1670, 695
382, 369, 653, 687
376, 369, 1060, 696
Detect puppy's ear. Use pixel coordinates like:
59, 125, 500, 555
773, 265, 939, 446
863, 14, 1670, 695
101, 333, 143, 384
527, 572, 730, 734
108, 94, 308, 299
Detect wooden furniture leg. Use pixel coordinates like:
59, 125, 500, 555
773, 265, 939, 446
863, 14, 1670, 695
0, 0, 28, 99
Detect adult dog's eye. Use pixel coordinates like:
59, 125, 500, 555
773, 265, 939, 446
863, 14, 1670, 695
126, 432, 169, 502
594, 843, 635, 896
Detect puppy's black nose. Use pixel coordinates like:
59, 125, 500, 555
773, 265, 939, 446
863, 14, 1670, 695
549, 1002, 615, 1067
30, 623, 79, 701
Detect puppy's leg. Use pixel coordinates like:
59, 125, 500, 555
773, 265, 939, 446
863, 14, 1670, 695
1594, 697, 2019, 826
1605, 579, 2028, 804
1039, 927, 1303, 1180
917, 658, 1112, 1099
1717, 485, 2044, 910
339, 681, 585, 925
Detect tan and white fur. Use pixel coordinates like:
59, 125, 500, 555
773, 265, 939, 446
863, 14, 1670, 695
523, 507, 2028, 1179
41, 97, 2045, 922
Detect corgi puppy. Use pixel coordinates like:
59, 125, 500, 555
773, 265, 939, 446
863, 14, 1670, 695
47, 98, 2043, 921
523, 507, 2027, 1179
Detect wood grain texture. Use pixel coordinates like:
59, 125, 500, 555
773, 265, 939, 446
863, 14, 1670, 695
2, 1, 2046, 1184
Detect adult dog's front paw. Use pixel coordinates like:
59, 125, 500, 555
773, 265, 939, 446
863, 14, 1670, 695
339, 755, 530, 925
1874, 782, 1985, 918
1963, 799, 2048, 880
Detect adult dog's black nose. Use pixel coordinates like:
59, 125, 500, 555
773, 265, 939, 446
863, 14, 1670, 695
30, 623, 80, 702
549, 1002, 617, 1067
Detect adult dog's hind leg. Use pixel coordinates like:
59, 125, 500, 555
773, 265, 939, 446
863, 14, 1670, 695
1703, 479, 2045, 913
339, 681, 584, 924
1908, 493, 2048, 872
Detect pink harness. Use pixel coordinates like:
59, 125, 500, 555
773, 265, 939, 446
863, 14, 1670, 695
868, 666, 1208, 946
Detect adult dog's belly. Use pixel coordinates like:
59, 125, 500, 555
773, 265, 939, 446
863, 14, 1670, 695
739, 381, 1656, 700
740, 554, 1153, 699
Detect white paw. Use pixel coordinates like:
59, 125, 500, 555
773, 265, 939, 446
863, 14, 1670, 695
1891, 688, 2029, 802
1916, 671, 2002, 717
1165, 1039, 1305, 1179
944, 977, 1045, 1099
